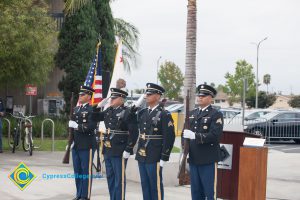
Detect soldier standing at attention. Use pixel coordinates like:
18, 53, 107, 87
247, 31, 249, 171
135, 83, 175, 200
92, 88, 139, 200
68, 86, 97, 200
183, 83, 224, 200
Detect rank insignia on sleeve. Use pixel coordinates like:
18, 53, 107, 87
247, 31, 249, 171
168, 121, 173, 127
216, 118, 222, 124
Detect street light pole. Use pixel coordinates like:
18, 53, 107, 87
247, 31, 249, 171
252, 37, 268, 108
157, 56, 162, 84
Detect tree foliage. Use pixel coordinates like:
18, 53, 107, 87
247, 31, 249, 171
224, 60, 256, 104
246, 91, 276, 108
288, 95, 300, 108
114, 18, 139, 72
0, 0, 57, 87
55, 2, 99, 112
64, 0, 140, 72
94, 0, 115, 72
158, 61, 184, 99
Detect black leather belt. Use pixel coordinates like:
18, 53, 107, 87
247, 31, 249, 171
106, 129, 129, 135
139, 133, 163, 140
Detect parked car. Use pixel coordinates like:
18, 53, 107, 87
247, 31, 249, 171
165, 104, 184, 113
220, 108, 240, 119
244, 111, 300, 143
235, 109, 272, 120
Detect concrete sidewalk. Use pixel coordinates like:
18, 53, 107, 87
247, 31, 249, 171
0, 151, 189, 200
1, 143, 300, 199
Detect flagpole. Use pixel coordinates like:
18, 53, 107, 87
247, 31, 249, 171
91, 41, 101, 105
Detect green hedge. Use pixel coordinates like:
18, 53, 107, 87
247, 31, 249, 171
2, 115, 68, 139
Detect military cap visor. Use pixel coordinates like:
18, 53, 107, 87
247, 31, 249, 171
146, 88, 163, 95
79, 85, 95, 95
197, 91, 213, 97
110, 88, 128, 99
197, 84, 217, 97
145, 83, 165, 95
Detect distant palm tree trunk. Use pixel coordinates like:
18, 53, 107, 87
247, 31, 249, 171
184, 0, 197, 110
263, 74, 271, 94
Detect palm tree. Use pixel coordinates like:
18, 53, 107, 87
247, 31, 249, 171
114, 18, 139, 72
263, 74, 271, 94
64, 0, 139, 71
184, 0, 197, 110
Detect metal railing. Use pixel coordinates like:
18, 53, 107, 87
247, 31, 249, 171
224, 116, 300, 142
4, 117, 56, 151
3, 118, 12, 147
41, 118, 55, 151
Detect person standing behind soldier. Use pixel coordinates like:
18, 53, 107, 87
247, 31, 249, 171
91, 88, 139, 200
183, 83, 224, 200
68, 86, 97, 200
135, 83, 175, 200
0, 98, 5, 153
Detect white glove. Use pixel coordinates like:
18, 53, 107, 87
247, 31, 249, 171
71, 142, 75, 149
159, 160, 166, 167
123, 151, 130, 159
66, 142, 75, 150
183, 129, 196, 140
68, 120, 78, 129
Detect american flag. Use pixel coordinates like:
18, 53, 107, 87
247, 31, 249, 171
82, 42, 103, 105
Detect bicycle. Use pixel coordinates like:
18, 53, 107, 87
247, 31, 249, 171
10, 112, 35, 156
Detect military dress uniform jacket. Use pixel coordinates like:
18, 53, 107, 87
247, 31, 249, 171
72, 104, 97, 150
135, 104, 175, 163
92, 106, 139, 157
188, 105, 224, 165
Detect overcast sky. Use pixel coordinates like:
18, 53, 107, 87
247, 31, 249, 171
111, 0, 300, 95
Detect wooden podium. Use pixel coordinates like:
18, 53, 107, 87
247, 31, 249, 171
217, 131, 268, 200
238, 147, 268, 200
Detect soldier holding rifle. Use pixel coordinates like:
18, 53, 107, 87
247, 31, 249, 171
135, 83, 175, 200
183, 83, 224, 200
68, 86, 97, 200
92, 87, 139, 200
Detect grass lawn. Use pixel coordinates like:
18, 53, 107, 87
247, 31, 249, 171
2, 137, 68, 152
171, 146, 181, 153
2, 137, 181, 153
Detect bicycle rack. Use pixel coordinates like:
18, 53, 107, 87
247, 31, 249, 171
41, 118, 55, 152
3, 118, 12, 148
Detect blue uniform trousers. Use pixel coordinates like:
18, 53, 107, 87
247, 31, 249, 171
190, 162, 217, 200
138, 162, 164, 200
72, 148, 95, 199
104, 155, 127, 200
0, 120, 2, 150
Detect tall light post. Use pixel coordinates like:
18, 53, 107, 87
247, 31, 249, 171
251, 37, 268, 108
156, 56, 162, 84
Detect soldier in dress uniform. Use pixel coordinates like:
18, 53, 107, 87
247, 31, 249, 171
68, 86, 97, 200
135, 83, 175, 200
91, 88, 139, 200
183, 83, 224, 200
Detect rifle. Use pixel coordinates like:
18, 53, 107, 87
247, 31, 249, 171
62, 92, 74, 164
94, 130, 101, 172
177, 90, 190, 184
